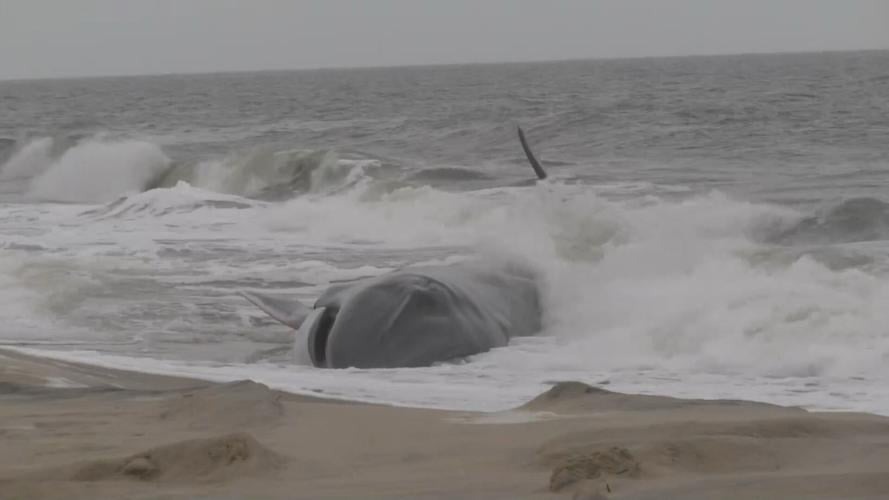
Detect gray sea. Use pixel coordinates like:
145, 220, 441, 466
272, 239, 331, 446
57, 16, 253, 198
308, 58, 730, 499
2, 50, 889, 412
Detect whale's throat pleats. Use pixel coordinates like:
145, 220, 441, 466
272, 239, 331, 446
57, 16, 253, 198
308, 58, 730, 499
308, 306, 338, 367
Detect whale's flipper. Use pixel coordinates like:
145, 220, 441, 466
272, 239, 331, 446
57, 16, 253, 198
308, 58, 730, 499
517, 126, 548, 180
240, 291, 311, 329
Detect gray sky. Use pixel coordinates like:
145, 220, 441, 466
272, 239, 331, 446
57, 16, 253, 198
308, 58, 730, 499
1, 0, 888, 80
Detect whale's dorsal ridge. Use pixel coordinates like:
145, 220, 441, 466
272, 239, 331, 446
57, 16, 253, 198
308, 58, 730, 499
239, 291, 311, 329
517, 125, 548, 181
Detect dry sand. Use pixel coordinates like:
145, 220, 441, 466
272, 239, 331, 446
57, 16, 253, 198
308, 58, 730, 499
2, 349, 889, 500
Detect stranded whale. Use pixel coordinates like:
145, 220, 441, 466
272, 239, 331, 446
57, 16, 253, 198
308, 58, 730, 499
241, 126, 550, 368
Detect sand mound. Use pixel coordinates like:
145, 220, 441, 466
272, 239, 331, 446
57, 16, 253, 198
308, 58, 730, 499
542, 437, 779, 473
542, 436, 795, 497
522, 381, 801, 414
159, 380, 284, 429
549, 446, 640, 492
58, 432, 283, 483
537, 406, 889, 499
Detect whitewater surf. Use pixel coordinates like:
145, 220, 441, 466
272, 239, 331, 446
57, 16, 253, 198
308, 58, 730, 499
2, 52, 889, 413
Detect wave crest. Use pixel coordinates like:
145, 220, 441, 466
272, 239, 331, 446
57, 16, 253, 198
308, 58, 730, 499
765, 197, 889, 245
81, 181, 258, 220
0, 137, 55, 180
152, 148, 378, 199
2, 136, 383, 203
24, 138, 171, 203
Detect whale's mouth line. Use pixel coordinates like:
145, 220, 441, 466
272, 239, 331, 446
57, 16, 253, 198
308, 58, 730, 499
307, 306, 338, 367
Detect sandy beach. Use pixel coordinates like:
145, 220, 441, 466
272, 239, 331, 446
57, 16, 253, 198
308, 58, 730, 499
1, 349, 888, 499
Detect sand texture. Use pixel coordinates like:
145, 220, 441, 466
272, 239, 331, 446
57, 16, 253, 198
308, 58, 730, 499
2, 349, 889, 500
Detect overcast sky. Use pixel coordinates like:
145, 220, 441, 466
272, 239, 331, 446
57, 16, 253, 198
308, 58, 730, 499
1, 0, 887, 80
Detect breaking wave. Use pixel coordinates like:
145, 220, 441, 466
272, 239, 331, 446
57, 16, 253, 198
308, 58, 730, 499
764, 197, 889, 245
1, 136, 384, 203
274, 184, 889, 379
5, 137, 889, 390
5, 169, 889, 411
0, 137, 56, 180
151, 147, 380, 198
0, 137, 15, 160
28, 139, 172, 203
80, 182, 260, 220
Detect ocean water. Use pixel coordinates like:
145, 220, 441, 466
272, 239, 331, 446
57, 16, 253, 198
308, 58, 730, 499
2, 51, 889, 413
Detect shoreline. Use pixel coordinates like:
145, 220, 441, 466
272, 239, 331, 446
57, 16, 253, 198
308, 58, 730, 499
8, 344, 886, 418
0, 345, 549, 412
4, 348, 889, 499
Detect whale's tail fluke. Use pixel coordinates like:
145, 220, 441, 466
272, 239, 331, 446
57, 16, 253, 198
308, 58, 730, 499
517, 126, 547, 180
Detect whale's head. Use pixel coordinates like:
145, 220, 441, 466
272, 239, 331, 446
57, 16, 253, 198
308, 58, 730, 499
240, 274, 467, 369
304, 273, 473, 369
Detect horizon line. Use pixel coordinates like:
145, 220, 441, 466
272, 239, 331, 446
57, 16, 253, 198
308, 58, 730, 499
2, 46, 887, 84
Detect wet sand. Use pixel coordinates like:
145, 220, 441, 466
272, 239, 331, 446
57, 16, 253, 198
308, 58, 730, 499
3, 348, 889, 500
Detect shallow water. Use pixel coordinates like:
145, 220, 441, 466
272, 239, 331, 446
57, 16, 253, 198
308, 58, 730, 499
2, 51, 889, 413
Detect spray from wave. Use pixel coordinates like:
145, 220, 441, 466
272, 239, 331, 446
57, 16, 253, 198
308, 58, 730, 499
5, 150, 889, 414
257, 181, 889, 379
150, 147, 374, 198
0, 136, 172, 203
0, 137, 56, 181
5, 129, 889, 389
28, 139, 171, 203
0, 137, 16, 164
1, 135, 388, 203
80, 181, 260, 220
764, 197, 889, 246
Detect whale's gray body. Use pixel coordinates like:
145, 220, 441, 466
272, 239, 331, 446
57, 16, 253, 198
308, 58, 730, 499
240, 126, 550, 368
242, 259, 542, 368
